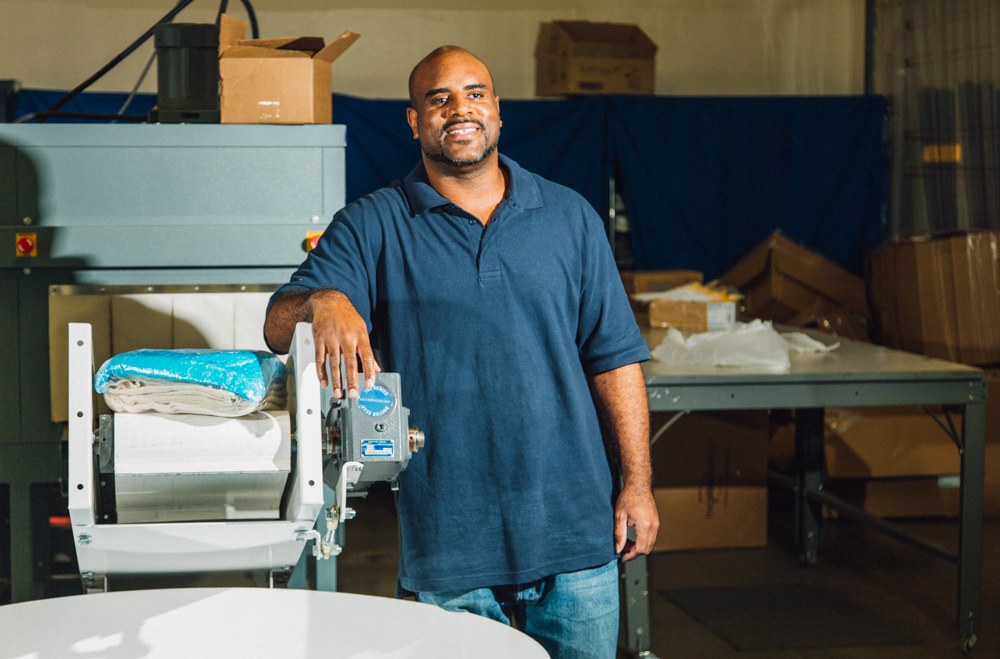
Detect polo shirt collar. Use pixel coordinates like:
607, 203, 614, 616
402, 153, 543, 215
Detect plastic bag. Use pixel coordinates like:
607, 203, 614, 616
94, 349, 287, 416
651, 320, 838, 373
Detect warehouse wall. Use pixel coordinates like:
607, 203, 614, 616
0, 0, 865, 99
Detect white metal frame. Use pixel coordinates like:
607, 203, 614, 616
67, 322, 326, 586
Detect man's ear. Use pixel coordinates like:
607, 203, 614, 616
406, 107, 419, 139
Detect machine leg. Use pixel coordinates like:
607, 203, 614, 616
958, 399, 984, 651
620, 554, 658, 658
3, 443, 68, 602
288, 483, 340, 592
794, 408, 824, 566
9, 481, 42, 603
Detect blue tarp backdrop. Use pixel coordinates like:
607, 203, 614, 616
14, 89, 886, 279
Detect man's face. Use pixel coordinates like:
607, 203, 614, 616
406, 51, 501, 170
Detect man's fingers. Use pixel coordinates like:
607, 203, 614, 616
315, 344, 329, 389
344, 351, 360, 398
633, 522, 657, 556
360, 348, 380, 390
614, 511, 628, 554
620, 539, 640, 562
329, 347, 343, 399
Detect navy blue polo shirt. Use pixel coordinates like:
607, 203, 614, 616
269, 155, 650, 593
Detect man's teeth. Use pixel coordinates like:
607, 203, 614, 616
448, 127, 477, 135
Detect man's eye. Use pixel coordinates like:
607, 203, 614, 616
431, 97, 447, 105
469, 93, 483, 99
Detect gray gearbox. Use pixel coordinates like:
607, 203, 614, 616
322, 372, 424, 495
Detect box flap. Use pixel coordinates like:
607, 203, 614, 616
552, 20, 657, 58
721, 231, 867, 316
240, 36, 327, 53
314, 31, 360, 63
222, 46, 312, 60
221, 45, 312, 59
219, 13, 247, 54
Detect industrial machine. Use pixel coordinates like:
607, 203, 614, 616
0, 123, 348, 601
67, 321, 422, 592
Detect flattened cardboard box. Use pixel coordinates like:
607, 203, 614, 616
825, 476, 960, 519
219, 14, 359, 124
535, 20, 656, 96
651, 411, 769, 551
768, 406, 961, 479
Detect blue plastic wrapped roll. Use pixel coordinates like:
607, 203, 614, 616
95, 350, 288, 416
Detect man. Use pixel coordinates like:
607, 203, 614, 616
264, 46, 658, 658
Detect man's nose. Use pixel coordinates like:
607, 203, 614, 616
448, 96, 471, 115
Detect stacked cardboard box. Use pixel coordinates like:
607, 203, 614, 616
620, 270, 722, 330
535, 21, 657, 96
620, 270, 702, 297
720, 232, 869, 341
219, 14, 359, 124
770, 407, 963, 518
650, 410, 769, 551
868, 231, 1000, 365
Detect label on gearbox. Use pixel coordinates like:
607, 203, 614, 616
361, 439, 394, 457
358, 385, 392, 417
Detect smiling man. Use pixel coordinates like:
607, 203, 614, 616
264, 47, 657, 659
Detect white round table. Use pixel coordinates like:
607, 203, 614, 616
0, 588, 549, 658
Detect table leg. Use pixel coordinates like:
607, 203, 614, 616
620, 554, 657, 658
958, 399, 984, 651
794, 408, 824, 566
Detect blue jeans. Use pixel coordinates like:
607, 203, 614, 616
415, 559, 619, 659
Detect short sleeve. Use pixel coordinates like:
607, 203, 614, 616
575, 207, 651, 373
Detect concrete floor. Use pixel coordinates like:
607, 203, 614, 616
338, 483, 999, 658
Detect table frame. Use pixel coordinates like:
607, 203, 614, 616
621, 330, 986, 656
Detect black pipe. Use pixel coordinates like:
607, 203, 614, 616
42, 0, 199, 120
864, 0, 876, 95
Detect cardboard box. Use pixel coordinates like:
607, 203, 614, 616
721, 232, 869, 340
535, 21, 656, 96
768, 406, 962, 479
619, 270, 702, 296
826, 476, 960, 519
651, 411, 769, 551
868, 231, 1000, 365
644, 299, 737, 332
219, 14, 359, 124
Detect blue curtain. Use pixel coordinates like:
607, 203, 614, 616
13, 89, 885, 276
331, 94, 608, 216
609, 95, 887, 277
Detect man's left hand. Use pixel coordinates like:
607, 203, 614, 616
614, 484, 659, 562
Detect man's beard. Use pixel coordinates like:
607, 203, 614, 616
423, 122, 500, 168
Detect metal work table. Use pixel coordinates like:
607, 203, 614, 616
621, 328, 986, 656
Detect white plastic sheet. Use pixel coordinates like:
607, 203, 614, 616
651, 320, 839, 373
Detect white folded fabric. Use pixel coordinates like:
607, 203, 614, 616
103, 379, 287, 417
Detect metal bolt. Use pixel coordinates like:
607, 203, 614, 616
375, 422, 386, 432
311, 215, 320, 223
22, 216, 31, 225
22, 268, 31, 276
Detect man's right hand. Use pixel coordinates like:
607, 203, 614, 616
307, 290, 381, 399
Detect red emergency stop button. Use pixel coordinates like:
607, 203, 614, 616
15, 233, 37, 257
306, 231, 323, 252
